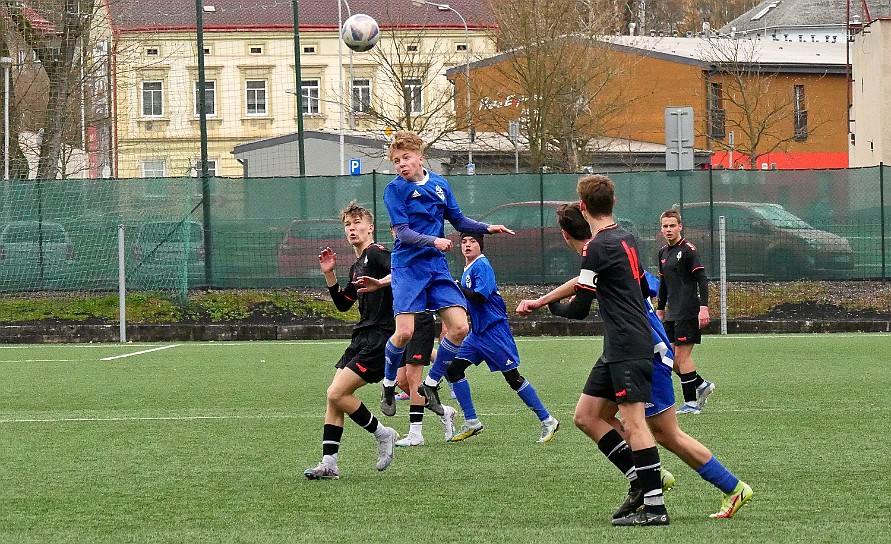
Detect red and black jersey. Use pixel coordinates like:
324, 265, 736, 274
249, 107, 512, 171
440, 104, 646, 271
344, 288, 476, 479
329, 243, 395, 334
576, 224, 652, 363
657, 238, 709, 321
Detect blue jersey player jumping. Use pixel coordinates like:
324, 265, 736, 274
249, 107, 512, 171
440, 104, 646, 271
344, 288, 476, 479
444, 233, 559, 443
378, 131, 514, 422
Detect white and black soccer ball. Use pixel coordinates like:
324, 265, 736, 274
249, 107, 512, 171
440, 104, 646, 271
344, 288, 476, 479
341, 13, 380, 53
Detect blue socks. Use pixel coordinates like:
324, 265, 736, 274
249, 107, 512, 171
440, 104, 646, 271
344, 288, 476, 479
696, 455, 740, 494
383, 340, 404, 385
516, 381, 550, 421
425, 337, 460, 386
452, 378, 477, 420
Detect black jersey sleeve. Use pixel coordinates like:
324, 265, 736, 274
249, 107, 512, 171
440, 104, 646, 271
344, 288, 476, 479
459, 284, 486, 304
548, 285, 596, 320
367, 243, 392, 275
328, 282, 357, 312
693, 268, 709, 306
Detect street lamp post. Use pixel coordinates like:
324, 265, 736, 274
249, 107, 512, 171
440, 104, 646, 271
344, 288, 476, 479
410, 1, 471, 173
0, 56, 11, 182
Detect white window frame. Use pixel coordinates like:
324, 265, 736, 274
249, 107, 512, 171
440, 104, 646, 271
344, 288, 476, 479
302, 79, 320, 115
351, 78, 372, 113
142, 81, 164, 117
142, 159, 166, 177
404, 78, 423, 114
194, 80, 217, 117
246, 80, 267, 115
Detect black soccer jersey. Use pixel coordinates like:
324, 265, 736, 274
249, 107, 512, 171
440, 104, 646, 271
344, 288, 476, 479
329, 243, 396, 334
576, 224, 652, 363
657, 238, 708, 321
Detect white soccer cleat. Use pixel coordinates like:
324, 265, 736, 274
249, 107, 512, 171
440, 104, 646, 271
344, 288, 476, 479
538, 417, 560, 443
696, 381, 716, 410
395, 433, 425, 447
303, 462, 340, 480
375, 427, 398, 471
440, 405, 457, 441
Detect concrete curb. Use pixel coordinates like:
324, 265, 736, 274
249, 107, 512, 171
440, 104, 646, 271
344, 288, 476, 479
0, 318, 888, 343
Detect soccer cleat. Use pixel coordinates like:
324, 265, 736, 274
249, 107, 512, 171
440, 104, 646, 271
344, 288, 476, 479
418, 382, 445, 416
710, 481, 753, 519
450, 420, 484, 442
611, 508, 670, 527
395, 391, 410, 401
380, 385, 397, 417
303, 462, 340, 480
375, 427, 398, 471
676, 402, 701, 415
395, 433, 425, 447
538, 417, 560, 443
612, 485, 643, 519
660, 468, 676, 493
696, 381, 716, 410
440, 405, 457, 441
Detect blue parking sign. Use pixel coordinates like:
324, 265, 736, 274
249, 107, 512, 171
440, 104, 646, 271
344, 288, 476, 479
349, 158, 361, 175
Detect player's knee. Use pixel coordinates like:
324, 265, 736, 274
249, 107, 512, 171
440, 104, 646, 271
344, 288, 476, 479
446, 358, 470, 383
573, 411, 591, 432
447, 322, 469, 343
391, 328, 414, 347
326, 384, 346, 407
502, 369, 525, 391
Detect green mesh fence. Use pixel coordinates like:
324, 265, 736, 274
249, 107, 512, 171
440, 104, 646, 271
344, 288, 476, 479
3, 166, 891, 298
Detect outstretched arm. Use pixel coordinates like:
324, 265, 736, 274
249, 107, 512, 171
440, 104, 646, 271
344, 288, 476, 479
516, 277, 579, 316
548, 286, 596, 320
354, 274, 391, 294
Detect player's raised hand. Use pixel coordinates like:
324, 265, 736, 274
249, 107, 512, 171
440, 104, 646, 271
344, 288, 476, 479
516, 299, 543, 316
354, 275, 390, 293
434, 237, 453, 251
319, 247, 336, 273
487, 224, 515, 235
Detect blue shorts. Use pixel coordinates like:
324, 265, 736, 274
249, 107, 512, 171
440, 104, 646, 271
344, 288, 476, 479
454, 320, 520, 372
391, 258, 467, 315
646, 360, 675, 417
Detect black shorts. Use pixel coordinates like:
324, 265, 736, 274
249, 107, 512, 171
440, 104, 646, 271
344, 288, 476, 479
335, 328, 389, 383
664, 319, 702, 345
582, 357, 653, 404
400, 313, 436, 367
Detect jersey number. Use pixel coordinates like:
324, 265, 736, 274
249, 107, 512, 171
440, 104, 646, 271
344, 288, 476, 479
621, 240, 641, 280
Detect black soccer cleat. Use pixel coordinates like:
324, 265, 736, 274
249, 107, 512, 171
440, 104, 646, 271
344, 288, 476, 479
417, 382, 445, 416
612, 485, 643, 519
380, 385, 397, 417
611, 508, 670, 527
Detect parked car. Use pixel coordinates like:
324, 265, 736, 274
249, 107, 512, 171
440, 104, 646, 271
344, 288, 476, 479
677, 202, 855, 280
0, 221, 75, 287
131, 220, 205, 288
277, 219, 353, 278
445, 201, 646, 283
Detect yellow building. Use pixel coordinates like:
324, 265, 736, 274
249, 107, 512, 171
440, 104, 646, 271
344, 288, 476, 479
105, 0, 496, 178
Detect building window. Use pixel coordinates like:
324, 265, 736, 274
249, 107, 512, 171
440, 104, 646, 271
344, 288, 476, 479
203, 46, 212, 55
404, 78, 423, 114
456, 43, 468, 52
302, 79, 320, 115
708, 81, 725, 139
145, 46, 159, 56
406, 43, 419, 52
794, 85, 808, 141
302, 45, 316, 54
194, 80, 216, 116
193, 159, 217, 178
142, 81, 163, 117
249, 45, 263, 55
351, 78, 372, 113
246, 80, 267, 115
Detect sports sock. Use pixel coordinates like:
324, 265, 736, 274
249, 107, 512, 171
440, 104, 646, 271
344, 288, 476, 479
516, 380, 550, 421
383, 340, 404, 386
452, 377, 477, 420
347, 402, 380, 435
696, 455, 740, 494
679, 371, 699, 403
409, 404, 424, 436
633, 447, 665, 508
425, 337, 460, 386
322, 423, 343, 458
596, 429, 636, 482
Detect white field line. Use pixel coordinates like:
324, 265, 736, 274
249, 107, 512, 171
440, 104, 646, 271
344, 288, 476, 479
100, 344, 181, 361
0, 359, 71, 363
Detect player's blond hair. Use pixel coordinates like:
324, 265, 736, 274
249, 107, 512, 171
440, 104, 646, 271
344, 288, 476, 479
387, 131, 426, 160
340, 200, 374, 224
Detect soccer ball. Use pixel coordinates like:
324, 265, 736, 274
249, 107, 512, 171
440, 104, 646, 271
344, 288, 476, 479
341, 13, 380, 53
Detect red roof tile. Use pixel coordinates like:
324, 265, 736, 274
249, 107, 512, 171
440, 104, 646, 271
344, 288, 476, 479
108, 0, 496, 33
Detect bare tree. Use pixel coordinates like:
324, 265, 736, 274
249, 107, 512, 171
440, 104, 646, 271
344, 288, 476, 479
698, 37, 827, 168
483, 0, 631, 172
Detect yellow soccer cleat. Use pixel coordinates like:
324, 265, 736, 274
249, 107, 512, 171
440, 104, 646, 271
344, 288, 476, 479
710, 481, 753, 519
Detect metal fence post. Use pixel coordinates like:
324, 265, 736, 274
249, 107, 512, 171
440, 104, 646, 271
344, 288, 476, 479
539, 166, 546, 282
881, 162, 886, 282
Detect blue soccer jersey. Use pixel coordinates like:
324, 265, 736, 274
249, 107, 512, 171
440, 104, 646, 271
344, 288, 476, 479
461, 255, 507, 333
383, 170, 464, 268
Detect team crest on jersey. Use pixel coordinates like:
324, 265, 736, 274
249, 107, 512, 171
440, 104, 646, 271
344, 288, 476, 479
676, 250, 682, 261
464, 276, 472, 288
364, 256, 369, 265
435, 185, 445, 201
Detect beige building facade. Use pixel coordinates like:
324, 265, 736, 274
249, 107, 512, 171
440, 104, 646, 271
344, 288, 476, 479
850, 18, 891, 167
